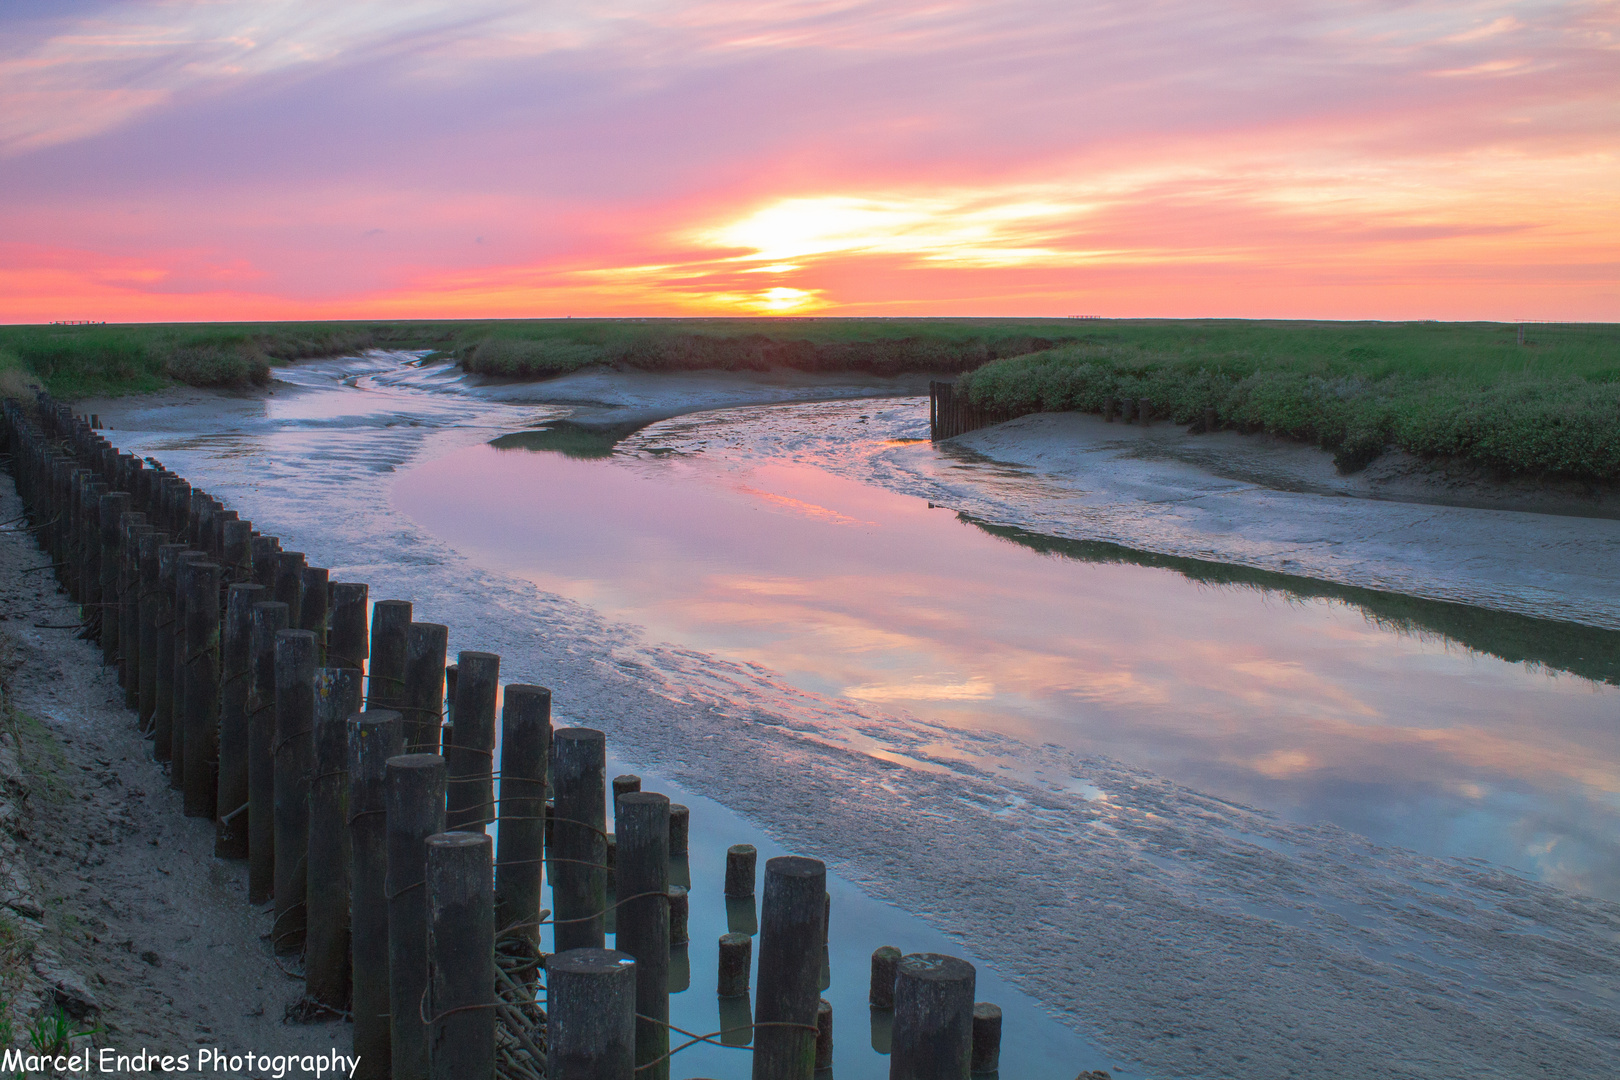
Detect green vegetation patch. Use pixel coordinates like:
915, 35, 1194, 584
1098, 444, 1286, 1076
0, 323, 374, 398
955, 321, 1620, 481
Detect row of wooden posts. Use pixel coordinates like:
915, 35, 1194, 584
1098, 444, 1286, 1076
929, 379, 1223, 441
1, 393, 1005, 1080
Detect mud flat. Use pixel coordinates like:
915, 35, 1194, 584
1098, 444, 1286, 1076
651, 402, 1620, 630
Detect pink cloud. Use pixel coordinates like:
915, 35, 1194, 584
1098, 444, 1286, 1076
0, 0, 1615, 320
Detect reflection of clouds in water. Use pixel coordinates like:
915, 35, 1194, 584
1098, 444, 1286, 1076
843, 677, 995, 702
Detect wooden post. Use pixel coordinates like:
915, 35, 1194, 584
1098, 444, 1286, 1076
753, 856, 826, 1080
616, 792, 670, 1079
251, 535, 281, 591
327, 582, 369, 671
299, 565, 329, 662
445, 651, 499, 832
426, 832, 495, 1080
971, 1002, 1002, 1074
247, 601, 289, 904
169, 550, 209, 794
669, 804, 689, 857
547, 949, 636, 1080
152, 543, 186, 760
136, 532, 164, 731
551, 727, 607, 952
221, 518, 253, 585
495, 685, 550, 948
306, 667, 362, 1009
274, 551, 306, 629
98, 491, 131, 666
180, 554, 220, 813
726, 844, 758, 898
402, 622, 449, 753
387, 753, 447, 1080
215, 582, 263, 858
273, 628, 317, 954
718, 932, 752, 998
366, 600, 412, 710
348, 710, 404, 1080
870, 946, 901, 1009
890, 954, 976, 1080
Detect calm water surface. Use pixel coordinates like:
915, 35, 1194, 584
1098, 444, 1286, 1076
396, 432, 1620, 900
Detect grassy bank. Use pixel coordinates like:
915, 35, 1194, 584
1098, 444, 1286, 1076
0, 318, 1074, 399
0, 323, 377, 399
3, 317, 1616, 481
955, 321, 1620, 481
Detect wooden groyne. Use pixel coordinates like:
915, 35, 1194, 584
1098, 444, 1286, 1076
928, 380, 1020, 441
0, 391, 1008, 1080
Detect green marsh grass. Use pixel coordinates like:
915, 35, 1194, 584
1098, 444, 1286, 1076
3, 317, 1615, 480
954, 320, 1620, 480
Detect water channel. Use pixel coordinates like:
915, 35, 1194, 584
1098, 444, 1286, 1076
92, 353, 1620, 1079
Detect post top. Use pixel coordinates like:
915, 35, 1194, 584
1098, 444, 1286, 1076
553, 726, 605, 744
547, 948, 636, 976
898, 953, 976, 984
764, 854, 824, 880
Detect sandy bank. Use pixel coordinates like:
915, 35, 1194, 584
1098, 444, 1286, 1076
0, 475, 346, 1076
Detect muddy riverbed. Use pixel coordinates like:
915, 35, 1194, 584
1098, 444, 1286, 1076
79, 353, 1620, 1079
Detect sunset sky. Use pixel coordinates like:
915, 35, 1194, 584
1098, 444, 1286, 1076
2, 0, 1616, 321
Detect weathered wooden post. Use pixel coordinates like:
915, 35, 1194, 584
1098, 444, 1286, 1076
215, 582, 263, 858
98, 491, 131, 666
669, 804, 690, 856
726, 844, 758, 898
402, 623, 449, 753
348, 709, 404, 1080
272, 628, 317, 954
551, 728, 607, 952
616, 792, 670, 1078
180, 555, 221, 815
136, 532, 164, 731
754, 856, 827, 1080
327, 582, 369, 671
445, 651, 499, 832
870, 946, 901, 1009
247, 600, 289, 903
547, 949, 636, 1080
494, 685, 550, 949
251, 535, 281, 591
222, 518, 253, 585
890, 954, 976, 1080
1139, 397, 1152, 428
152, 543, 188, 761
299, 566, 329, 662
426, 831, 495, 1080
719, 932, 752, 998
119, 514, 150, 703
387, 753, 447, 1080
274, 551, 306, 629
306, 667, 363, 1009
971, 1002, 1002, 1074
365, 600, 412, 710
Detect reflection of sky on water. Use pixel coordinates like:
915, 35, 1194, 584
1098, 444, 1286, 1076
395, 443, 1620, 899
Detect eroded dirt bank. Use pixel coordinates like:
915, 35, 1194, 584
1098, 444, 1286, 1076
0, 472, 349, 1077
